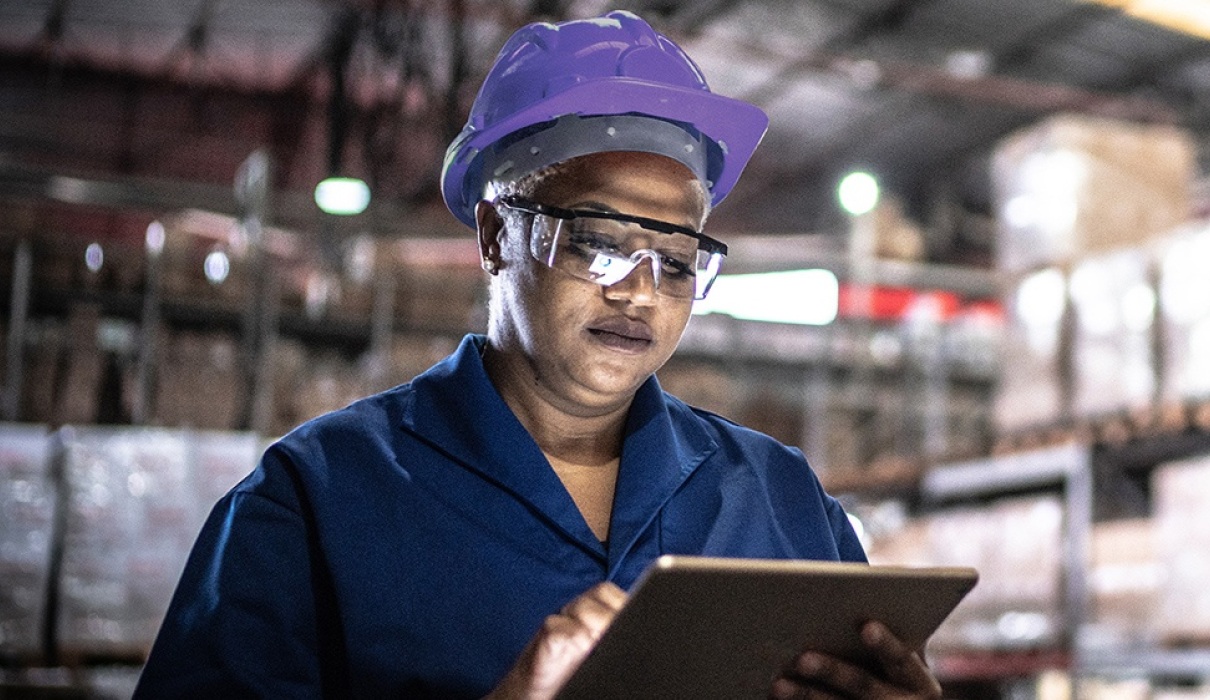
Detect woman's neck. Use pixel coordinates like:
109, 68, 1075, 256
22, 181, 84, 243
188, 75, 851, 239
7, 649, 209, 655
483, 340, 626, 541
483, 340, 630, 465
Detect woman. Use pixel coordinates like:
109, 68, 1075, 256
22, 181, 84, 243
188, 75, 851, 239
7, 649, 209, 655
137, 11, 942, 699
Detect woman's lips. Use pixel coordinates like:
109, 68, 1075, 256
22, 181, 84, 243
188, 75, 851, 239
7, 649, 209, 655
586, 317, 653, 353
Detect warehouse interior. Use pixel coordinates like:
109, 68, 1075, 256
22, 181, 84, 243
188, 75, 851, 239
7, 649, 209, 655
2, 0, 1210, 697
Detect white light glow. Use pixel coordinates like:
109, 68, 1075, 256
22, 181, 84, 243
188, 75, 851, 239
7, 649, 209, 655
1160, 232, 1210, 323
85, 242, 104, 272
145, 220, 166, 255
1190, 321, 1210, 381
996, 610, 1053, 642
869, 331, 902, 365
945, 49, 992, 79
315, 177, 371, 215
838, 171, 880, 216
692, 268, 839, 326
204, 250, 230, 284
1014, 150, 1085, 237
1121, 283, 1157, 333
345, 235, 376, 285
847, 513, 867, 546
1021, 150, 1087, 195
1015, 268, 1066, 327
1003, 195, 1035, 229
305, 272, 335, 319
1070, 262, 1118, 335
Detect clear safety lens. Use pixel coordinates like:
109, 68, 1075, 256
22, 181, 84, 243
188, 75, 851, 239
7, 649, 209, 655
527, 212, 722, 300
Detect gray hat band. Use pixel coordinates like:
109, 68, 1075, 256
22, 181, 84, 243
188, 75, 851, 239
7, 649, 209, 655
480, 113, 711, 196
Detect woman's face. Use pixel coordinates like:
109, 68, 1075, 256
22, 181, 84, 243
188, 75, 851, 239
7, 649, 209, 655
480, 150, 708, 414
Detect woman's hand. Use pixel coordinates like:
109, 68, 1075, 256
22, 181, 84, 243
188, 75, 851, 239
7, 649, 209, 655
486, 582, 627, 700
769, 621, 943, 700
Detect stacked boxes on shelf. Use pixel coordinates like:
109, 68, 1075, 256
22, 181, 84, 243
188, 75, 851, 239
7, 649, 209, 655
55, 305, 105, 426
1068, 249, 1156, 418
57, 428, 194, 655
991, 113, 1195, 434
1157, 225, 1210, 403
190, 430, 261, 514
995, 220, 1210, 433
993, 267, 1068, 433
19, 321, 64, 425
1152, 454, 1210, 644
866, 496, 1065, 652
992, 113, 1193, 275
0, 424, 55, 659
1085, 518, 1163, 650
291, 351, 371, 427
55, 427, 260, 657
152, 331, 241, 431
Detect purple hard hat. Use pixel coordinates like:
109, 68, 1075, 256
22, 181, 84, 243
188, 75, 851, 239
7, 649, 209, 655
441, 10, 769, 228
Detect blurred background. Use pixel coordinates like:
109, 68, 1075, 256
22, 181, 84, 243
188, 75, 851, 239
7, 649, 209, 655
2, 0, 1210, 697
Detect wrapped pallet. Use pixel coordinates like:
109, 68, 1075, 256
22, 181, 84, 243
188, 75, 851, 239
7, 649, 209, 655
1151, 454, 1210, 645
992, 113, 1193, 274
1157, 223, 1210, 403
994, 268, 1067, 432
869, 496, 1064, 652
54, 427, 260, 658
56, 427, 193, 656
0, 424, 55, 658
1068, 248, 1157, 418
1086, 518, 1163, 650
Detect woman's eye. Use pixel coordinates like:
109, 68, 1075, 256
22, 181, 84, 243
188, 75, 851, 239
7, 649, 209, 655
660, 254, 694, 278
567, 232, 621, 253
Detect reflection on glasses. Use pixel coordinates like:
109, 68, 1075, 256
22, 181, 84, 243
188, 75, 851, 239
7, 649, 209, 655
496, 196, 726, 300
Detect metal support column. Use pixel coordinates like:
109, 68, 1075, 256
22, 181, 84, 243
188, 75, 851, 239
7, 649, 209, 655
1065, 444, 1094, 697
233, 149, 274, 433
365, 268, 397, 391
132, 223, 164, 424
2, 239, 33, 421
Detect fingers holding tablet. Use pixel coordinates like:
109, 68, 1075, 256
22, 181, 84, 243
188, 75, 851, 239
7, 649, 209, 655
771, 621, 942, 700
554, 558, 976, 700
489, 582, 628, 700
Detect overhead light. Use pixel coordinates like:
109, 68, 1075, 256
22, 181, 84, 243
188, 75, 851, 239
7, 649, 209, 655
204, 250, 231, 285
692, 268, 839, 326
837, 171, 880, 216
315, 177, 370, 216
85, 242, 104, 272
1087, 0, 1210, 40
146, 220, 166, 256
945, 49, 993, 79
1016, 268, 1067, 327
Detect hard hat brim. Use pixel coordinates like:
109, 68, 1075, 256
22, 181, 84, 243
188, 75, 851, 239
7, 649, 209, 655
442, 77, 769, 228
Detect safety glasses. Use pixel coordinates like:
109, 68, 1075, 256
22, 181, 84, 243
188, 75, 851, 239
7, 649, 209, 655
496, 196, 726, 300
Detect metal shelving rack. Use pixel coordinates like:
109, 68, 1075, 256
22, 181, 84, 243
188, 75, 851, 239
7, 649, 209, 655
917, 436, 1210, 694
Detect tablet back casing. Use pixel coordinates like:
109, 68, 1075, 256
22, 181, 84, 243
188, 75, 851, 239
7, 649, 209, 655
556, 557, 978, 700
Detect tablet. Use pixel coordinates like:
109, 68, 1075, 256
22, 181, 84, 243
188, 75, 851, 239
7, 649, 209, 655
555, 556, 978, 700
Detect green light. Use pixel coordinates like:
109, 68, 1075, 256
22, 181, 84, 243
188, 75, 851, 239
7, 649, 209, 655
838, 171, 880, 216
315, 177, 371, 215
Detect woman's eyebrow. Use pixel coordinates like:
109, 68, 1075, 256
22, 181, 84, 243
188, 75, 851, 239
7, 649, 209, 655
569, 201, 699, 231
567, 200, 619, 214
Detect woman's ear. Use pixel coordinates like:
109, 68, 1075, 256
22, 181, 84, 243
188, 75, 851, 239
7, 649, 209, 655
475, 200, 503, 274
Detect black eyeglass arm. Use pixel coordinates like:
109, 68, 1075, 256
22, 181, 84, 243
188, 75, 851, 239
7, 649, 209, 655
498, 196, 728, 256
